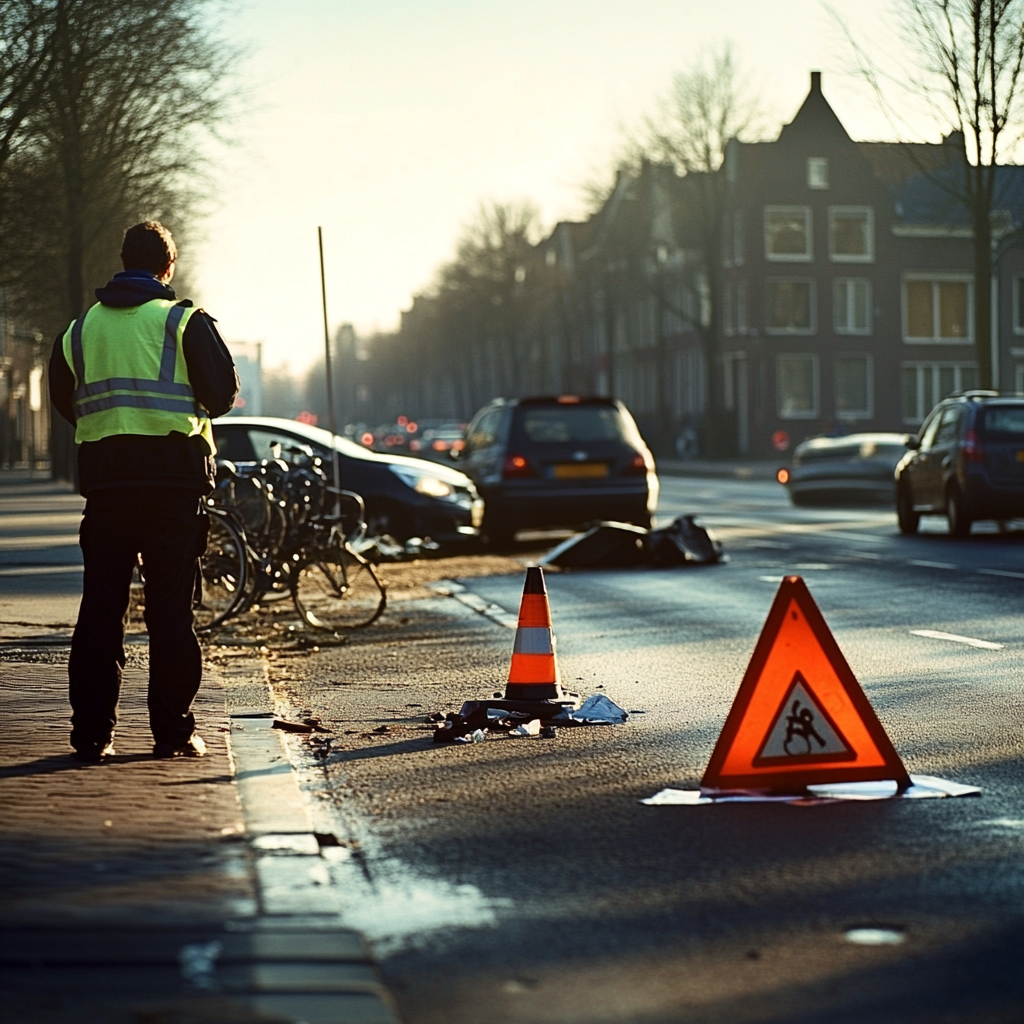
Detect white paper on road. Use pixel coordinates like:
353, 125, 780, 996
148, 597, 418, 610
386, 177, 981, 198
642, 774, 980, 806
562, 694, 628, 725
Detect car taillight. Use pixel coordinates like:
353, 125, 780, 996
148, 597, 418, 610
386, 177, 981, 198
963, 429, 985, 463
502, 454, 536, 478
623, 453, 648, 476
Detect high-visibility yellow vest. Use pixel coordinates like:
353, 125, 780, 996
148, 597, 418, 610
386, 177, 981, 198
62, 299, 216, 453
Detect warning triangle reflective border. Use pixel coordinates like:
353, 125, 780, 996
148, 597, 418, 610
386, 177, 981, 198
701, 576, 910, 794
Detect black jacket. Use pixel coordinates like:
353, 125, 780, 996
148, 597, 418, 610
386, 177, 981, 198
49, 271, 239, 496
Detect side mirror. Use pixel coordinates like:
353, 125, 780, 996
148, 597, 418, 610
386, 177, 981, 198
903, 434, 921, 451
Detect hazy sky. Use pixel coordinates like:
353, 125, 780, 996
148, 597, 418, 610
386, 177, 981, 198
191, 0, 924, 372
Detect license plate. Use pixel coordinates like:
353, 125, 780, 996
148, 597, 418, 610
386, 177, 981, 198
552, 463, 608, 479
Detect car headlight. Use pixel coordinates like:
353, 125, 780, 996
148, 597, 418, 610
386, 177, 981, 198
390, 466, 453, 498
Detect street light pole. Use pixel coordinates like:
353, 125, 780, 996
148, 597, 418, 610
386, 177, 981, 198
318, 227, 342, 515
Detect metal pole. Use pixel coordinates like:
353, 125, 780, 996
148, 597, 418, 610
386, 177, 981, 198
318, 227, 342, 515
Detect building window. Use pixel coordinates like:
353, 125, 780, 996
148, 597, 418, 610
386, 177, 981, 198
765, 207, 812, 261
766, 279, 815, 334
1015, 362, 1024, 394
778, 354, 819, 418
829, 207, 874, 262
835, 355, 873, 419
723, 282, 734, 336
901, 361, 978, 422
903, 277, 972, 342
733, 210, 744, 265
833, 278, 872, 334
736, 280, 748, 334
807, 157, 829, 189
1013, 277, 1024, 333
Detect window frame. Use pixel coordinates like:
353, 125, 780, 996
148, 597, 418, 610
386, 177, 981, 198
777, 352, 820, 420
764, 206, 813, 262
902, 274, 974, 344
807, 157, 829, 190
1013, 276, 1024, 334
900, 361, 978, 423
834, 353, 874, 420
828, 206, 874, 263
765, 278, 817, 335
833, 277, 872, 335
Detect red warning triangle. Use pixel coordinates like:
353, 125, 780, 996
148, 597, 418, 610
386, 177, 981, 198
701, 576, 910, 793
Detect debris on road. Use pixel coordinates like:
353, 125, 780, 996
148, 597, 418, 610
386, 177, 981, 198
432, 695, 629, 743
434, 567, 630, 745
540, 515, 723, 568
643, 774, 981, 806
564, 693, 629, 725
509, 719, 541, 737
272, 718, 314, 733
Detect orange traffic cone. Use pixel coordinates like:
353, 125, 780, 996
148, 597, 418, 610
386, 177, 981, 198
505, 566, 569, 702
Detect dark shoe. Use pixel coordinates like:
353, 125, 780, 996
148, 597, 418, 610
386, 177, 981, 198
71, 740, 116, 763
153, 733, 207, 759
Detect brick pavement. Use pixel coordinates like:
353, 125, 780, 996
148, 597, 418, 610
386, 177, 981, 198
0, 662, 254, 925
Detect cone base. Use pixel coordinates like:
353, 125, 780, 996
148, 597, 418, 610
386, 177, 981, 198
488, 693, 582, 715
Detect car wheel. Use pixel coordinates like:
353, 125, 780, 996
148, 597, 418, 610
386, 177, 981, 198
946, 486, 972, 538
896, 482, 919, 535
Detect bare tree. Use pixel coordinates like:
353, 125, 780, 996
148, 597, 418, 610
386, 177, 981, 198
436, 200, 542, 401
0, 0, 55, 173
838, 0, 1024, 389
604, 44, 768, 455
0, 0, 237, 329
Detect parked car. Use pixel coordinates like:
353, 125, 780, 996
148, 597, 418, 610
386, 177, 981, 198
776, 433, 908, 505
457, 396, 658, 544
212, 417, 483, 545
895, 392, 1024, 536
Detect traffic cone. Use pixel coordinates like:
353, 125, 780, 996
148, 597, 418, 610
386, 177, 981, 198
505, 566, 568, 702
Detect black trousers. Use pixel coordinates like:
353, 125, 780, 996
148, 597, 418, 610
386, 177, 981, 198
69, 487, 209, 750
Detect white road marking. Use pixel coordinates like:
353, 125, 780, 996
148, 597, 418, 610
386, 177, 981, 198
978, 568, 1024, 580
0, 564, 82, 576
910, 629, 1005, 650
908, 559, 957, 570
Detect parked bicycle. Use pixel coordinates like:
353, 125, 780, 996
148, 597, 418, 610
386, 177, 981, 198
194, 441, 386, 634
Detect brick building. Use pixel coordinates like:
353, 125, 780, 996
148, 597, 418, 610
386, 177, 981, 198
719, 71, 1024, 457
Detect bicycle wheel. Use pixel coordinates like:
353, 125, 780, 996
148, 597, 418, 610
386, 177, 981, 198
195, 510, 250, 632
292, 546, 386, 631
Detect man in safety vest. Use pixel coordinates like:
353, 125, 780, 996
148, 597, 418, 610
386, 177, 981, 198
49, 221, 238, 762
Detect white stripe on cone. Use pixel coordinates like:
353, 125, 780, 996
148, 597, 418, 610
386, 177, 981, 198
512, 627, 555, 655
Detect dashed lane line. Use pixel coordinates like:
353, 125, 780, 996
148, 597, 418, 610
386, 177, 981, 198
977, 568, 1024, 580
907, 559, 957, 570
0, 564, 82, 576
910, 629, 1005, 650
430, 580, 519, 629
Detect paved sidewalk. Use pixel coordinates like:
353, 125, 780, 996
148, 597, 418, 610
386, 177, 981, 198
0, 473, 401, 1021
0, 663, 251, 925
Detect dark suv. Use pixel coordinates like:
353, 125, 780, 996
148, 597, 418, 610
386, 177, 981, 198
459, 396, 658, 544
895, 392, 1024, 536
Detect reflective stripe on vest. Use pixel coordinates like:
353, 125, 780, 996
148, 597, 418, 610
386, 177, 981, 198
64, 300, 215, 452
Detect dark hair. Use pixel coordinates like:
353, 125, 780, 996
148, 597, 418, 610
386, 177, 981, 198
121, 221, 177, 274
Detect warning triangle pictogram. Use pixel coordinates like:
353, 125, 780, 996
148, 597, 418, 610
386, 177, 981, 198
701, 576, 910, 794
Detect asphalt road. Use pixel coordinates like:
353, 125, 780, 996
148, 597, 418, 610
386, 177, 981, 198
271, 476, 1024, 1024
4, 475, 1021, 1023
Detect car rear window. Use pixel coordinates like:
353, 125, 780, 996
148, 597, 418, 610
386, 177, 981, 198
517, 405, 626, 444
978, 405, 1024, 440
